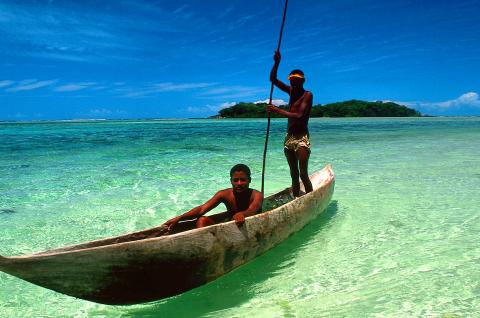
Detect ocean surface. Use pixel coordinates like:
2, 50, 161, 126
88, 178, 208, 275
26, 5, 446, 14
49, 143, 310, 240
0, 117, 479, 317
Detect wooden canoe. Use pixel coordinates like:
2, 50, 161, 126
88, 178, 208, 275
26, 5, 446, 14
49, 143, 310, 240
0, 165, 334, 305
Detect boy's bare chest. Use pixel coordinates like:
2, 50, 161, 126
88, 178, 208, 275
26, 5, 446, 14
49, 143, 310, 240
289, 96, 303, 111
224, 192, 251, 212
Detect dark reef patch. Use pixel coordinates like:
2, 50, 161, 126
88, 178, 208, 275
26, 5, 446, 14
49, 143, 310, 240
0, 208, 16, 214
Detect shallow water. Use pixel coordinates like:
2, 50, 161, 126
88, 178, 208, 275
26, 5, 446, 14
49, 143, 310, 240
1, 118, 479, 317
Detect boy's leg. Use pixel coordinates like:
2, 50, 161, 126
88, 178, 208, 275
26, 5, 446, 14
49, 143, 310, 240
196, 216, 215, 228
284, 148, 300, 197
297, 147, 313, 193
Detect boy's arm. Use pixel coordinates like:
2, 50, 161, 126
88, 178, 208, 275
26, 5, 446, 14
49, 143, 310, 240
163, 191, 225, 230
270, 51, 290, 94
232, 190, 264, 225
267, 92, 312, 119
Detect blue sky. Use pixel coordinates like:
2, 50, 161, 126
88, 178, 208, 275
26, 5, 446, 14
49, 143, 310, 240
1, 0, 479, 120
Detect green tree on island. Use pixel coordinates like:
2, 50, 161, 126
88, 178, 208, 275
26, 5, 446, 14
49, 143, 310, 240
216, 100, 421, 118
218, 102, 285, 118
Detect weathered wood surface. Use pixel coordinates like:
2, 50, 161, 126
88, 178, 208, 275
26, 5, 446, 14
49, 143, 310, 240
0, 165, 335, 305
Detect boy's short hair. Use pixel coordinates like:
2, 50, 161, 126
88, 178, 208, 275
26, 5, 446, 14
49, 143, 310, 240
230, 164, 251, 180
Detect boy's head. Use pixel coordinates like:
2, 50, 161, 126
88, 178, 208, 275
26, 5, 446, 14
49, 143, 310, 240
230, 164, 251, 193
288, 69, 305, 87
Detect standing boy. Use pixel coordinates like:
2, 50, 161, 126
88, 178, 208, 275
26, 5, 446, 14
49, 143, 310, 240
267, 51, 313, 197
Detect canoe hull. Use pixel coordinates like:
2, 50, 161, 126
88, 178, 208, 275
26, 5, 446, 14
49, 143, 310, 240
0, 165, 334, 305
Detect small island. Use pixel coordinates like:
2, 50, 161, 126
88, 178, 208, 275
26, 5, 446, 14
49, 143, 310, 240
214, 100, 421, 118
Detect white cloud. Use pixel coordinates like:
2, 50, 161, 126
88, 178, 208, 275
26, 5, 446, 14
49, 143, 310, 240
54, 82, 96, 92
90, 108, 112, 115
399, 92, 480, 109
443, 92, 480, 107
0, 80, 14, 88
19, 79, 37, 85
391, 92, 480, 115
172, 4, 189, 15
200, 87, 233, 96
186, 105, 221, 113
84, 108, 126, 118
153, 82, 215, 92
187, 102, 238, 114
121, 82, 217, 98
7, 80, 57, 92
218, 6, 234, 19
220, 102, 236, 108
199, 85, 266, 100
254, 99, 288, 106
0, 2, 152, 63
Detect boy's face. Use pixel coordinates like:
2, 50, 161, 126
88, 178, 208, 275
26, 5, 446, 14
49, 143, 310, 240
289, 77, 304, 88
288, 73, 304, 88
230, 171, 250, 193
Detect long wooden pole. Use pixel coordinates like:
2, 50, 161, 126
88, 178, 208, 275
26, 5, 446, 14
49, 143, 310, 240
261, 0, 289, 195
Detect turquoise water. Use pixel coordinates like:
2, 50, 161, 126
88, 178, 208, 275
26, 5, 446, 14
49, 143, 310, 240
1, 118, 479, 317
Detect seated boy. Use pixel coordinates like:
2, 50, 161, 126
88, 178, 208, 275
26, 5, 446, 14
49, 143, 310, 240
162, 164, 263, 230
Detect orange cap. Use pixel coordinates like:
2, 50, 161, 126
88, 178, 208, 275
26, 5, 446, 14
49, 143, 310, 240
287, 74, 305, 80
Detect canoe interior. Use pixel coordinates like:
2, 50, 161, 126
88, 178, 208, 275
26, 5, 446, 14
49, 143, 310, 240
32, 187, 295, 256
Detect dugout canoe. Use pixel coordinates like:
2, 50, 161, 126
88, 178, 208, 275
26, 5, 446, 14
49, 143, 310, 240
0, 165, 334, 305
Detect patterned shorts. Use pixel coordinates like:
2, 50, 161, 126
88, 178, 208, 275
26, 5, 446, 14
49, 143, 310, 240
284, 133, 311, 152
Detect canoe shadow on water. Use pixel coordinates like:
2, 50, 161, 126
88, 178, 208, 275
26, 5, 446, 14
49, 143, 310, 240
120, 200, 339, 318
